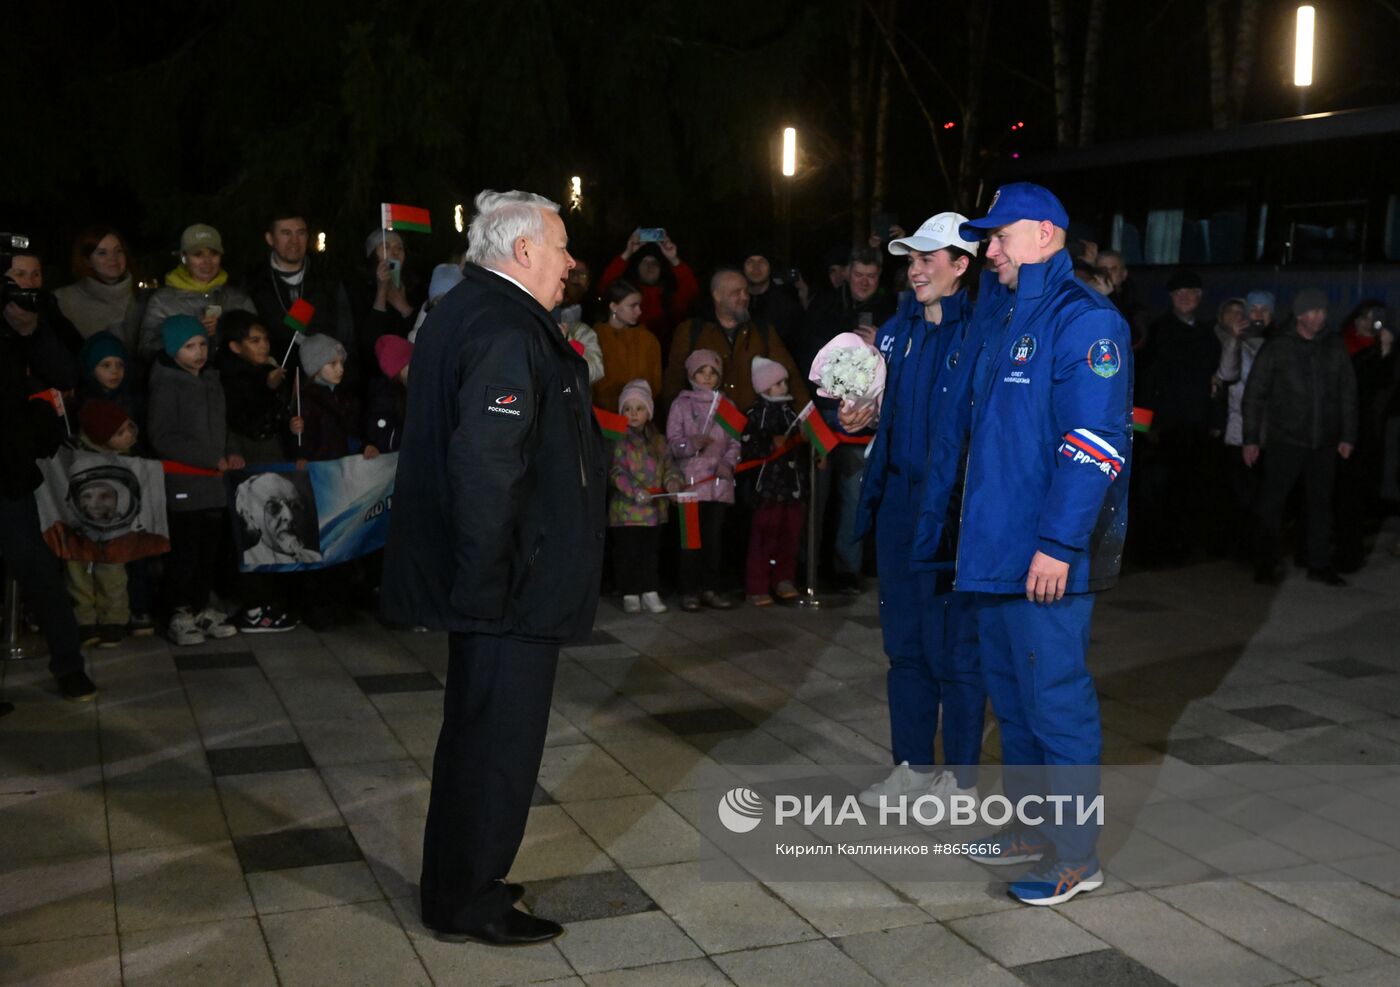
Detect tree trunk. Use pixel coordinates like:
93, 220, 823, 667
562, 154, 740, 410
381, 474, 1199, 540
1228, 0, 1261, 122
868, 33, 890, 215
957, 2, 991, 211
849, 0, 868, 245
1077, 0, 1106, 146
1048, 0, 1074, 149
1206, 0, 1230, 129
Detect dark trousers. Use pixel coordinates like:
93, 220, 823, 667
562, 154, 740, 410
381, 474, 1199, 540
1254, 443, 1337, 570
612, 525, 661, 595
164, 508, 226, 613
0, 493, 84, 677
745, 500, 803, 595
421, 632, 559, 931
679, 502, 727, 594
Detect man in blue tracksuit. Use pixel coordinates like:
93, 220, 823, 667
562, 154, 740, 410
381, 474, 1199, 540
914, 184, 1132, 906
847, 213, 988, 810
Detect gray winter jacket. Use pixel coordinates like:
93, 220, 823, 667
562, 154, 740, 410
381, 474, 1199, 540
146, 358, 230, 511
138, 283, 256, 365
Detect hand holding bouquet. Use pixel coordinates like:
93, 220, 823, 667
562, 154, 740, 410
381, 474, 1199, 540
809, 332, 886, 413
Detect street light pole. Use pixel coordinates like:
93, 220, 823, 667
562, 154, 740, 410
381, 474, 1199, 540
1294, 5, 1315, 114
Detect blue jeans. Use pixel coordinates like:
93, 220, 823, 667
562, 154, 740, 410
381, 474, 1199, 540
876, 475, 985, 788
977, 592, 1101, 863
810, 443, 866, 574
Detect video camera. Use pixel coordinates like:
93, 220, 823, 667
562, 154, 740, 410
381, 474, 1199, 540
1, 232, 39, 311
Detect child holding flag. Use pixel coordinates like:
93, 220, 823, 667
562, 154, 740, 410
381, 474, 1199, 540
608, 380, 683, 614
740, 357, 805, 606
666, 350, 741, 611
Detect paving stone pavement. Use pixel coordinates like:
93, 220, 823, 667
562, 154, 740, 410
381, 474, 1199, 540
3, 533, 1400, 986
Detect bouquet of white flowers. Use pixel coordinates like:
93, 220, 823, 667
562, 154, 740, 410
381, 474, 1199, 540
808, 332, 887, 413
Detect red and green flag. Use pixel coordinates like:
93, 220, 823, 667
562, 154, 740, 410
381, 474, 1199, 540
715, 397, 748, 439
283, 298, 315, 334
677, 494, 702, 550
797, 402, 839, 457
380, 203, 432, 233
594, 406, 628, 442
1132, 407, 1154, 433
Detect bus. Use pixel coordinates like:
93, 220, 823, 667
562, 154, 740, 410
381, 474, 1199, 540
999, 103, 1400, 315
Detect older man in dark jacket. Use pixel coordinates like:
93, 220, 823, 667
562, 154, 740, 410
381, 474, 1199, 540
381, 190, 604, 947
1242, 288, 1358, 585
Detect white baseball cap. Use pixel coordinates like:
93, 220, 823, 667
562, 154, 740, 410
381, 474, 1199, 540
887, 212, 980, 257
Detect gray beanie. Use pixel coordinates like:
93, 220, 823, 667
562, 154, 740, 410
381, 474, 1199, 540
299, 333, 347, 379
1291, 288, 1329, 316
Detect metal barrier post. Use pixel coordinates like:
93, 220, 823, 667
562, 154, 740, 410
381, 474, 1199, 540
798, 450, 821, 610
3, 577, 47, 662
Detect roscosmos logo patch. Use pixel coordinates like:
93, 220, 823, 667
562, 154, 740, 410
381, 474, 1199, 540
485, 386, 525, 418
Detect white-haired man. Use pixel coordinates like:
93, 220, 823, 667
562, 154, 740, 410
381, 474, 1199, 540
382, 190, 606, 946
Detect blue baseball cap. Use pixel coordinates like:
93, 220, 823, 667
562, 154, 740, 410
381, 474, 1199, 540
958, 182, 1069, 240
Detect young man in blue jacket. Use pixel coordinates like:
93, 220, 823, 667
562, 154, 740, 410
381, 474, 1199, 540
845, 213, 988, 814
931, 184, 1133, 906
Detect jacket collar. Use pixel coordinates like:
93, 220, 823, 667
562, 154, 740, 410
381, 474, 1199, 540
463, 263, 578, 361
1009, 248, 1072, 300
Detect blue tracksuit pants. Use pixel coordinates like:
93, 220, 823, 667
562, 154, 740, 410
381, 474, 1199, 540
875, 474, 985, 788
976, 592, 1101, 863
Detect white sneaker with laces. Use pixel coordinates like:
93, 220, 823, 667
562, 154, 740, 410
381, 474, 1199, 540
925, 769, 979, 810
167, 608, 205, 646
195, 607, 239, 639
622, 595, 642, 613
640, 591, 668, 614
858, 761, 936, 808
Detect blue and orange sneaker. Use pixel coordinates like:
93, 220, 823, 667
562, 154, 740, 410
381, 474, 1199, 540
1009, 857, 1103, 906
967, 827, 1048, 866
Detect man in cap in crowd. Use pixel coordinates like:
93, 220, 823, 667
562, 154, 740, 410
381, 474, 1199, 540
947, 183, 1133, 905
842, 212, 988, 812
1241, 288, 1357, 586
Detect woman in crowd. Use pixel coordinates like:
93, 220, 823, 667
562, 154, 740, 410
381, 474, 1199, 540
596, 230, 698, 358
54, 226, 143, 349
592, 279, 662, 413
351, 230, 422, 377
137, 224, 255, 366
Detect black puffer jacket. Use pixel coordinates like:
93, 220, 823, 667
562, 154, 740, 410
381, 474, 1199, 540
0, 324, 68, 498
1242, 329, 1358, 449
380, 263, 606, 643
740, 396, 804, 502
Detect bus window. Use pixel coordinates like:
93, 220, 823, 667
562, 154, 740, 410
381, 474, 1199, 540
1385, 195, 1400, 261
1109, 214, 1144, 265
1272, 201, 1367, 264
1145, 209, 1183, 265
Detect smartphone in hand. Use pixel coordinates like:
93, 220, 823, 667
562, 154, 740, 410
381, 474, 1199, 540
638, 228, 665, 243
387, 258, 403, 289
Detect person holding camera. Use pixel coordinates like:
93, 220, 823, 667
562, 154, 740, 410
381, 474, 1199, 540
596, 228, 699, 359
137, 224, 256, 368
1, 237, 97, 700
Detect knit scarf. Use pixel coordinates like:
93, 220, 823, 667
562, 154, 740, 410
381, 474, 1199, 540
165, 266, 229, 293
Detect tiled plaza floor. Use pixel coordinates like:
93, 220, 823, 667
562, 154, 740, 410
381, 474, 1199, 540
3, 527, 1400, 986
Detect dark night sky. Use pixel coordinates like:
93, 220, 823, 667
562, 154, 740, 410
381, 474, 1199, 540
7, 0, 1400, 282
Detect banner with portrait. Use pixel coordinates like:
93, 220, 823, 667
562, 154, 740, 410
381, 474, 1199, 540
35, 449, 171, 563
228, 453, 397, 572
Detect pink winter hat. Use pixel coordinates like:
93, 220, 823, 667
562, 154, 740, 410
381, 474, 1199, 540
618, 378, 654, 418
684, 348, 722, 382
751, 355, 788, 394
375, 334, 414, 380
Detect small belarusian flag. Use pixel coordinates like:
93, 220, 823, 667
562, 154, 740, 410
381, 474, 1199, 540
797, 402, 839, 457
594, 406, 628, 442
677, 493, 701, 550
1132, 407, 1154, 433
715, 397, 748, 439
284, 298, 315, 334
380, 203, 432, 233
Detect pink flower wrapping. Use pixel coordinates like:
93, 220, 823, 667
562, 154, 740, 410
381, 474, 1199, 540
807, 332, 887, 412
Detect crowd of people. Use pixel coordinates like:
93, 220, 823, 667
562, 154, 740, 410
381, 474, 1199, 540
3, 201, 1397, 706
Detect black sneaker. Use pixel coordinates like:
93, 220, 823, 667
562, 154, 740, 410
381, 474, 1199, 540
78, 624, 101, 647
96, 624, 126, 648
56, 670, 98, 702
234, 607, 299, 634
129, 612, 156, 637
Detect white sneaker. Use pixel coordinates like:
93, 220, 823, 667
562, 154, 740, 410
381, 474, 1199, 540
167, 608, 205, 646
622, 595, 642, 614
925, 769, 979, 813
194, 607, 239, 639
858, 761, 936, 808
640, 591, 668, 614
